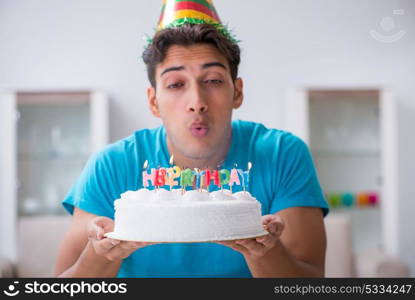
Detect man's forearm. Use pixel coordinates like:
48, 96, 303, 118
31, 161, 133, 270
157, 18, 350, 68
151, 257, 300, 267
244, 240, 324, 278
57, 242, 122, 278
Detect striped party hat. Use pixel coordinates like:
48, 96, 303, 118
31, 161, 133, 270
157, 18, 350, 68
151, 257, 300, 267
150, 0, 237, 43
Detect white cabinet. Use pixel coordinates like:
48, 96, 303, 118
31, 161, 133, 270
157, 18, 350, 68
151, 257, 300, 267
0, 91, 109, 262
285, 88, 398, 255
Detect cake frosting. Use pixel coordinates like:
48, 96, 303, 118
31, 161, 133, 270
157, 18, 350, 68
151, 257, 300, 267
105, 188, 268, 242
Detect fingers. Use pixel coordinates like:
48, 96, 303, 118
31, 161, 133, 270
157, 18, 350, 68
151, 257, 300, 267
86, 216, 156, 261
214, 214, 286, 258
104, 241, 149, 261
216, 239, 261, 256
93, 238, 156, 261
216, 234, 279, 257
262, 214, 284, 237
256, 234, 276, 249
87, 216, 115, 240
235, 239, 265, 256
262, 214, 276, 225
92, 238, 121, 256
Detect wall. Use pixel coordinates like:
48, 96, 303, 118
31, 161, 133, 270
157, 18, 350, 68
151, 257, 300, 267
1, 0, 414, 275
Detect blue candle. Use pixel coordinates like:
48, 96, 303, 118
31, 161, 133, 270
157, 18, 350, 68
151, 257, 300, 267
194, 168, 201, 189
241, 162, 252, 192
243, 171, 249, 191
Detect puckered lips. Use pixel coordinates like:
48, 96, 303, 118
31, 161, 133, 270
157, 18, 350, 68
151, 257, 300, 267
190, 120, 209, 137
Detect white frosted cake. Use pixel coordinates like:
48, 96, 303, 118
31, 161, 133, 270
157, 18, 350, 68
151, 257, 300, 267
105, 188, 268, 242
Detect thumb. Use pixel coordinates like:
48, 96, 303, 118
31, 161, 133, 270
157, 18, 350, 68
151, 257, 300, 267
88, 217, 114, 240
95, 216, 115, 233
262, 214, 284, 235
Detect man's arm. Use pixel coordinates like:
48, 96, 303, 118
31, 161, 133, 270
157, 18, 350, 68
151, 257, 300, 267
55, 208, 154, 278
217, 207, 326, 277
54, 208, 121, 277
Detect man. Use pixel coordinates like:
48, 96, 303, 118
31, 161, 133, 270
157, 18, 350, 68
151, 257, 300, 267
55, 0, 328, 278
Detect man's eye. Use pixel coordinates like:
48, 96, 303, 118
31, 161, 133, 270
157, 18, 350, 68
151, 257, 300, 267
167, 82, 184, 89
204, 79, 223, 85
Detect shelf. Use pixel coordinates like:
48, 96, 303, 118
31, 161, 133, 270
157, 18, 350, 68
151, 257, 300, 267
329, 206, 380, 212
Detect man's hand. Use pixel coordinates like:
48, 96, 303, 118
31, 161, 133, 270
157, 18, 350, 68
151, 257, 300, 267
87, 216, 155, 262
215, 214, 284, 258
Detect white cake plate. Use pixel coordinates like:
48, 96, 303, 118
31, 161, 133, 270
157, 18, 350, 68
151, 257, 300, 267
104, 230, 268, 243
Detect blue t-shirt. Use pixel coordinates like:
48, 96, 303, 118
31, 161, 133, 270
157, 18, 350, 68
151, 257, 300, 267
62, 120, 329, 278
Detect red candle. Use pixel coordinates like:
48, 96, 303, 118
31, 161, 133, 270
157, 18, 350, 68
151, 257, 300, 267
205, 169, 220, 186
154, 168, 166, 186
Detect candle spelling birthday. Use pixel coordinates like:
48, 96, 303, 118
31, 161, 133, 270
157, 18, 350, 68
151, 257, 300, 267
141, 161, 253, 192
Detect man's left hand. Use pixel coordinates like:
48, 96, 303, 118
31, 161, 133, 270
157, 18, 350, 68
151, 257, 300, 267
215, 214, 284, 258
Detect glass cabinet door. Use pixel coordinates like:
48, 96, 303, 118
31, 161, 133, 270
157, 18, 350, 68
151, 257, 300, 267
286, 87, 398, 256
308, 90, 381, 253
16, 92, 106, 216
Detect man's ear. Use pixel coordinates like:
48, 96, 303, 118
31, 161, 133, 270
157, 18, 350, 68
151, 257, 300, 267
233, 78, 244, 109
147, 86, 161, 118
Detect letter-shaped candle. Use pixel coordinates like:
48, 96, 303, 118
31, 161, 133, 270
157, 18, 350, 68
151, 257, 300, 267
219, 169, 230, 186
229, 168, 241, 186
142, 168, 156, 187
154, 168, 166, 186
166, 166, 181, 187
180, 168, 194, 187
205, 169, 220, 187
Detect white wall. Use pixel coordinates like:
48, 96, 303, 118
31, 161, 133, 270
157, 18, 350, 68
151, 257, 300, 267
1, 0, 414, 275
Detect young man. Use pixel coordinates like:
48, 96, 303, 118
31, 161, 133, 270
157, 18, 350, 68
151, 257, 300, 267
55, 0, 328, 278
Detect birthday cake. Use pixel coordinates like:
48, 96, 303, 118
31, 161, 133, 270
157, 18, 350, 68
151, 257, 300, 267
104, 159, 267, 242
105, 188, 267, 242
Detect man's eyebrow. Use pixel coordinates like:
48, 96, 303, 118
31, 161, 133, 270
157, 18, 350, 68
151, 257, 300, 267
161, 66, 185, 77
160, 62, 227, 77
202, 62, 227, 70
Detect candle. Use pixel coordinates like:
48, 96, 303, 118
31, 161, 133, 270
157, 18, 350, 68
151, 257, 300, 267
141, 160, 149, 187
166, 166, 181, 188
229, 168, 241, 189
168, 155, 174, 190
219, 169, 230, 189
155, 168, 166, 187
237, 162, 252, 193
199, 170, 205, 191
205, 169, 220, 188
236, 169, 244, 190
143, 168, 156, 188
244, 162, 252, 192
194, 168, 201, 191
180, 168, 194, 192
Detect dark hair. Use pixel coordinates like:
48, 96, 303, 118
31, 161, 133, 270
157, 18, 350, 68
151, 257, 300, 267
142, 23, 241, 88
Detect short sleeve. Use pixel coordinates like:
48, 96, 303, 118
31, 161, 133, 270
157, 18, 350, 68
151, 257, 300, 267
62, 146, 126, 219
270, 133, 329, 217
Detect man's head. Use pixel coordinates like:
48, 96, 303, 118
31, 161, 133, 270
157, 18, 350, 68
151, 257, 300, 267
142, 24, 243, 164
143, 23, 240, 88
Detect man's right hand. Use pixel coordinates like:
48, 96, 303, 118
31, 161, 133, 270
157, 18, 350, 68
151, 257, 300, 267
86, 216, 155, 262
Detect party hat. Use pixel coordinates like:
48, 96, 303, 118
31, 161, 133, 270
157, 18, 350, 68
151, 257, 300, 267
147, 0, 238, 44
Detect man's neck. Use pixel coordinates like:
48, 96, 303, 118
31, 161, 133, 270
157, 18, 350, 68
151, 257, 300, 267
166, 129, 232, 170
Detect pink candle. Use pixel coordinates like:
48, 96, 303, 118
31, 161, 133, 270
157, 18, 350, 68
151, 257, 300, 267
229, 168, 241, 186
142, 168, 156, 187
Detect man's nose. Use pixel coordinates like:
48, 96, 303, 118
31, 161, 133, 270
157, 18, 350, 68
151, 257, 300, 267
187, 87, 208, 114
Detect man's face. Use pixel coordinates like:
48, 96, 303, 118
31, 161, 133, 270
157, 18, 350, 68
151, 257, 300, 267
147, 43, 243, 161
